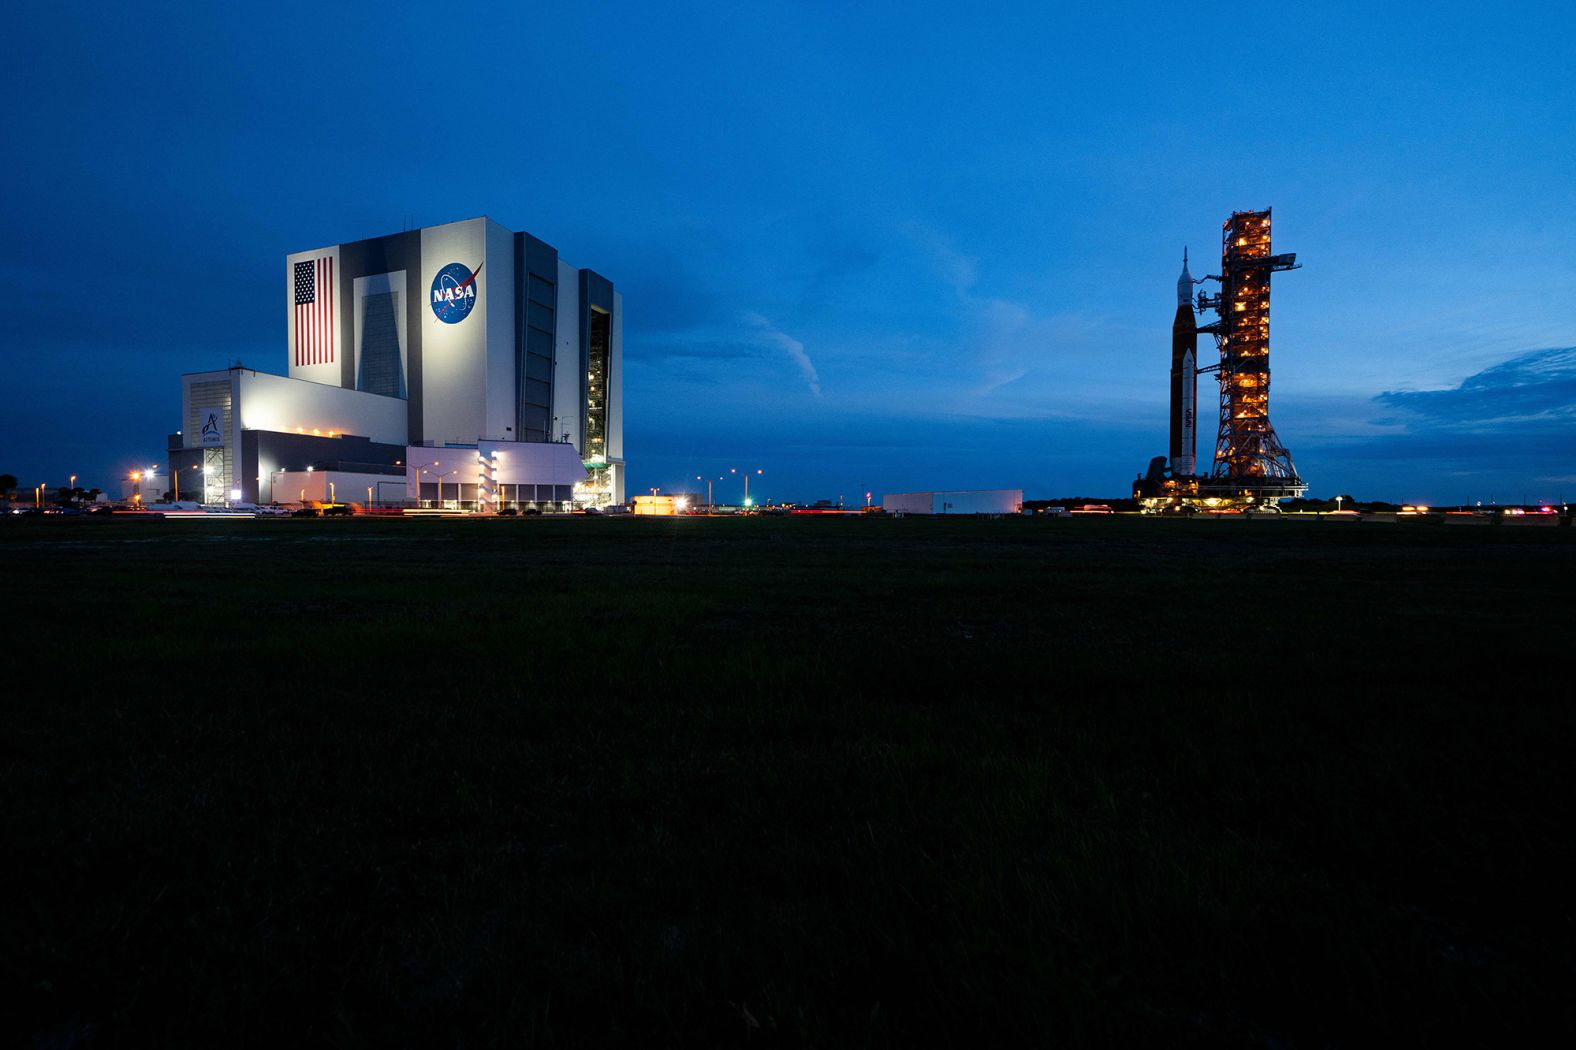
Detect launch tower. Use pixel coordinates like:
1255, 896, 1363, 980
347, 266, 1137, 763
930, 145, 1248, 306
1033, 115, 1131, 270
1136, 208, 1307, 510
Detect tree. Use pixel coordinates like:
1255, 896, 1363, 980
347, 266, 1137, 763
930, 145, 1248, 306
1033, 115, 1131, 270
0, 474, 16, 498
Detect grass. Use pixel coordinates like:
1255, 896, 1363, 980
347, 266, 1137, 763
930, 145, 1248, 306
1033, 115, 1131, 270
3, 514, 1573, 1046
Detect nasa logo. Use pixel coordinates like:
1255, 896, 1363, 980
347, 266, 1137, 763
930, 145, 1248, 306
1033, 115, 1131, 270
430, 262, 483, 324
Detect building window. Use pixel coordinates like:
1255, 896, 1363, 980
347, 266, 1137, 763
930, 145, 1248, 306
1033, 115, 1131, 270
584, 307, 610, 461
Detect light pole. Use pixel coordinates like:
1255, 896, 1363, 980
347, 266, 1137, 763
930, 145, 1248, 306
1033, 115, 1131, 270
421, 466, 459, 508
367, 485, 373, 510
698, 475, 726, 511
329, 481, 335, 505
731, 467, 763, 510
1335, 495, 1344, 512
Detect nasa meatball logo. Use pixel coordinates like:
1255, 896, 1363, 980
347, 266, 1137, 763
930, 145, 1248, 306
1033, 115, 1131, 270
430, 261, 482, 324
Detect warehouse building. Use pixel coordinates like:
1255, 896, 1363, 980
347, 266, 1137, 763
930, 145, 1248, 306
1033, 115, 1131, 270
884, 489, 1024, 515
166, 216, 624, 507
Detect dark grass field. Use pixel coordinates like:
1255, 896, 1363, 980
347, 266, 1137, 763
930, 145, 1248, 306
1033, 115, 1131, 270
4, 515, 1573, 1046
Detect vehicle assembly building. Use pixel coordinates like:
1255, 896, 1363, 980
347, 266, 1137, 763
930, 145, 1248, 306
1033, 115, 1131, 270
1135, 208, 1307, 510
166, 216, 623, 509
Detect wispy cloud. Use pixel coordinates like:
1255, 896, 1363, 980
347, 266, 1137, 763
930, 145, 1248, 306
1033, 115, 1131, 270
901, 223, 978, 295
898, 225, 1134, 418
744, 312, 822, 398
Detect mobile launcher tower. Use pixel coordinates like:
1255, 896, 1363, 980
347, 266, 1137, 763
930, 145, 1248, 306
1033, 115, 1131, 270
1135, 208, 1308, 511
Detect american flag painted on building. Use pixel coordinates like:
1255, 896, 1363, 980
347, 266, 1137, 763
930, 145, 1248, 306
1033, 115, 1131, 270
293, 257, 334, 366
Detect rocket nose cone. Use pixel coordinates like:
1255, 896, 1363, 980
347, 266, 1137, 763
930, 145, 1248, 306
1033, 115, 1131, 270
1177, 249, 1194, 307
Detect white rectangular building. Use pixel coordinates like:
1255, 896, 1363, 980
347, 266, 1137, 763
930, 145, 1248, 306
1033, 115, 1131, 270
884, 490, 1024, 515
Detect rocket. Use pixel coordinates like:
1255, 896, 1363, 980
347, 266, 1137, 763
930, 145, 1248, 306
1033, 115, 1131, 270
1169, 249, 1198, 477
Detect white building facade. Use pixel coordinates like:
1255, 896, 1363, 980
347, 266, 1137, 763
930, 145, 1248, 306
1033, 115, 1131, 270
169, 216, 624, 507
883, 490, 1024, 515
408, 440, 589, 513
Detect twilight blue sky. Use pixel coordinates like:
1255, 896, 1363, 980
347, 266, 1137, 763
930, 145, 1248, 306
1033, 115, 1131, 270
3, 1, 1574, 504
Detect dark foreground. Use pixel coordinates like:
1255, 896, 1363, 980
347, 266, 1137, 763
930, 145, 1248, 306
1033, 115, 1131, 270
4, 515, 1573, 1046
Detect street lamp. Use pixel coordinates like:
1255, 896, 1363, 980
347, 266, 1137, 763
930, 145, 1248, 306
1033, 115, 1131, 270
697, 475, 726, 511
731, 467, 763, 510
421, 466, 459, 508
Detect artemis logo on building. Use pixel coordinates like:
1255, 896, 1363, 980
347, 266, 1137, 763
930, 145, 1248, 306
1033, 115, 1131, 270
199, 409, 223, 446
430, 261, 482, 324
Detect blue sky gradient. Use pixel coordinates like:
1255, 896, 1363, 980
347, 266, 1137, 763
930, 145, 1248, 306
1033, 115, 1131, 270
2, 1, 1573, 503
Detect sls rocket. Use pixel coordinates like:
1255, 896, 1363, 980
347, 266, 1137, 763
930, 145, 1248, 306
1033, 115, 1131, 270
1169, 249, 1198, 477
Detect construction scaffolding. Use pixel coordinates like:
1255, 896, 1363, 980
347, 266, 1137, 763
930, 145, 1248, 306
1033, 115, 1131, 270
1200, 209, 1304, 500
1135, 208, 1308, 510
